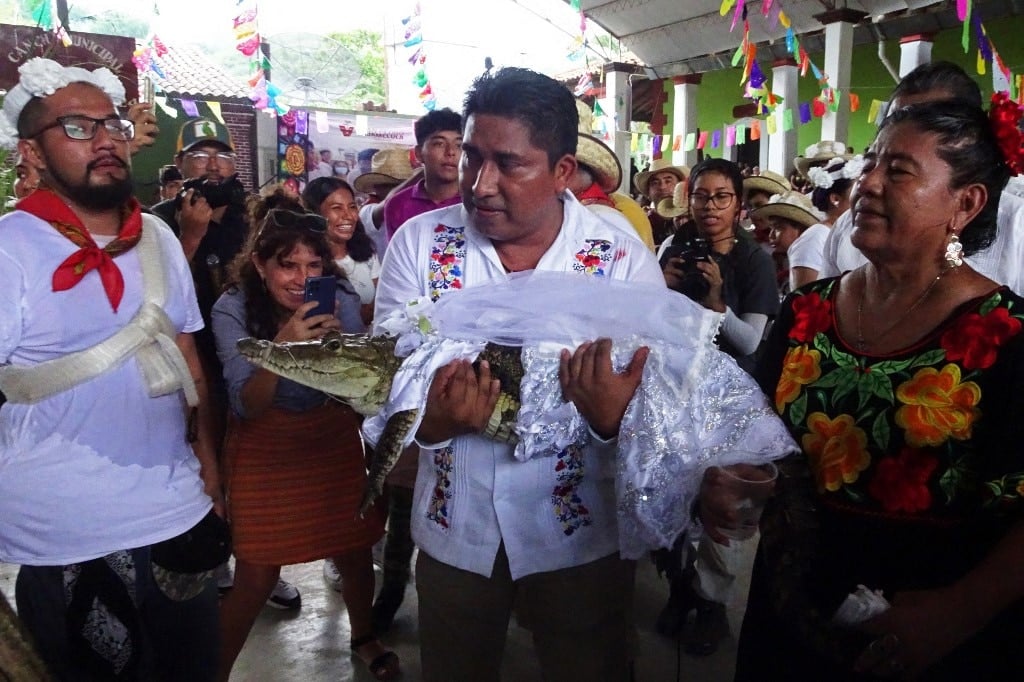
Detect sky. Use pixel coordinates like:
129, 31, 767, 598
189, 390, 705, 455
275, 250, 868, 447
78, 0, 600, 64
62, 0, 621, 115
77, 0, 389, 43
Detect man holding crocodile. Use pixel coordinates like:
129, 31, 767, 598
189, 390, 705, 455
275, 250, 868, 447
236, 66, 795, 681
373, 67, 667, 681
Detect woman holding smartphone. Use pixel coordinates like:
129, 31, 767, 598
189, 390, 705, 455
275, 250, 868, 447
211, 206, 398, 681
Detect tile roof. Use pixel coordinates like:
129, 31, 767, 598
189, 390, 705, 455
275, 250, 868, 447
145, 41, 251, 101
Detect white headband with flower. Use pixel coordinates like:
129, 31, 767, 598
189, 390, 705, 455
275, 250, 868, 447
0, 57, 126, 150
807, 154, 866, 190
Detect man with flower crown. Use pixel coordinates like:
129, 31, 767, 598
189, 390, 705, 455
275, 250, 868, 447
0, 58, 222, 679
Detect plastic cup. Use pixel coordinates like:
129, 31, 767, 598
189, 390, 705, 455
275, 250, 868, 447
715, 461, 778, 541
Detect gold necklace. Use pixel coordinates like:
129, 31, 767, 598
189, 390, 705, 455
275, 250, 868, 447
855, 269, 948, 352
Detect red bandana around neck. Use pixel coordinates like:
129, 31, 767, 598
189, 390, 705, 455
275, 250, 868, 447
17, 189, 143, 312
575, 181, 616, 209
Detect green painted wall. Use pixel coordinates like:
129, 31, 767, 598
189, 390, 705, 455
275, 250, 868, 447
660, 14, 1024, 166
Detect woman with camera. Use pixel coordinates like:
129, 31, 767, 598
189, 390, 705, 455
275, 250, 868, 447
658, 158, 779, 371
210, 206, 397, 680
653, 157, 779, 655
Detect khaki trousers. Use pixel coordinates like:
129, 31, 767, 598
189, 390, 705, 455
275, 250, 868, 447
416, 545, 636, 682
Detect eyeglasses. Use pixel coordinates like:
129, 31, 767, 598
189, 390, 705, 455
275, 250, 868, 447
255, 208, 327, 241
30, 115, 134, 141
184, 150, 237, 165
690, 191, 737, 210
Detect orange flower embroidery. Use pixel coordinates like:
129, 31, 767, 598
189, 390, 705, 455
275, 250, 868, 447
894, 364, 981, 447
801, 413, 871, 492
776, 345, 822, 412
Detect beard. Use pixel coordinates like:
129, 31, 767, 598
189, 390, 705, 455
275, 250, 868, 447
43, 156, 135, 211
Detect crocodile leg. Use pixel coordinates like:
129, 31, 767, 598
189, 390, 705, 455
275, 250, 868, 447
359, 409, 420, 517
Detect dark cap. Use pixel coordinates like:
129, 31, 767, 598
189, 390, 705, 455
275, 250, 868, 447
176, 118, 234, 153
159, 164, 183, 185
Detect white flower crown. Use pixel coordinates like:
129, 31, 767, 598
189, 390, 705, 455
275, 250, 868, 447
807, 154, 867, 189
0, 57, 126, 150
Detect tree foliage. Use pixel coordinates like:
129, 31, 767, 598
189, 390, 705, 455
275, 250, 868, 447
331, 29, 386, 110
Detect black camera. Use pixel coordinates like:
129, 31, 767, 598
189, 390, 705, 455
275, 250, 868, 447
659, 237, 710, 271
660, 237, 712, 300
175, 173, 247, 209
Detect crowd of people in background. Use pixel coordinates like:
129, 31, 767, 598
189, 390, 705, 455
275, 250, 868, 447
2, 52, 1023, 682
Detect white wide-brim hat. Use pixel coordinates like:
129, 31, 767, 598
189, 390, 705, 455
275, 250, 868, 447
793, 140, 853, 179
749, 190, 825, 229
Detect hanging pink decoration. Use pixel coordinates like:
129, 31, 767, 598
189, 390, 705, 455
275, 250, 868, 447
232, 0, 286, 114
730, 0, 745, 32
957, 0, 970, 21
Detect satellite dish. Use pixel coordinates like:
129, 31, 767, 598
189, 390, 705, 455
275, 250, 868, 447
263, 32, 361, 108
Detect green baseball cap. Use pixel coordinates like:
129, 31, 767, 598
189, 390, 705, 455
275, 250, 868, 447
176, 118, 234, 153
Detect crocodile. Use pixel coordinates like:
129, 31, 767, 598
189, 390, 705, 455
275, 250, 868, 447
237, 332, 523, 515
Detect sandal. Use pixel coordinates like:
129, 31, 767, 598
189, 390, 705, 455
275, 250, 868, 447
351, 634, 401, 680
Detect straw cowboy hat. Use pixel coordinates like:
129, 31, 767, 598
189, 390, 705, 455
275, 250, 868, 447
353, 148, 415, 194
655, 181, 689, 219
576, 133, 622, 193
749, 190, 825, 229
634, 158, 690, 196
793, 140, 853, 179
743, 170, 791, 201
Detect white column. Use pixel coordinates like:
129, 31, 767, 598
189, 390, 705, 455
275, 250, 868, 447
671, 74, 701, 169
899, 33, 935, 77
820, 19, 856, 143
602, 65, 634, 194
255, 109, 278, 189
767, 59, 798, 176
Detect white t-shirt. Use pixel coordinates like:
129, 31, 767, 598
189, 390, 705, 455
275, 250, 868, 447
819, 210, 864, 278
787, 223, 830, 290
335, 252, 382, 305
820, 194, 1024, 293
0, 212, 211, 565
373, 193, 665, 580
965, 191, 1024, 293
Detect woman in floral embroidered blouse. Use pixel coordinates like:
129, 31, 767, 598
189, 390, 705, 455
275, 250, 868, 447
736, 100, 1024, 680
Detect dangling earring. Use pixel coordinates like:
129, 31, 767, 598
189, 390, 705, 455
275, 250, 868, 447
945, 233, 963, 267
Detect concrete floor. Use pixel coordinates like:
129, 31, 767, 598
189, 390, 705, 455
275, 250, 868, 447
1, 540, 755, 681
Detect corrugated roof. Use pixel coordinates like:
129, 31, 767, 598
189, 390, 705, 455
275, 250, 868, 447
145, 41, 251, 101
570, 0, 962, 77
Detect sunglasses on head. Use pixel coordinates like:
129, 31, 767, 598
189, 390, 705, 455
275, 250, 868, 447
256, 209, 327, 241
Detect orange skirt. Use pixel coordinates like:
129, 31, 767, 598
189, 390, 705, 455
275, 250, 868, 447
223, 401, 385, 565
